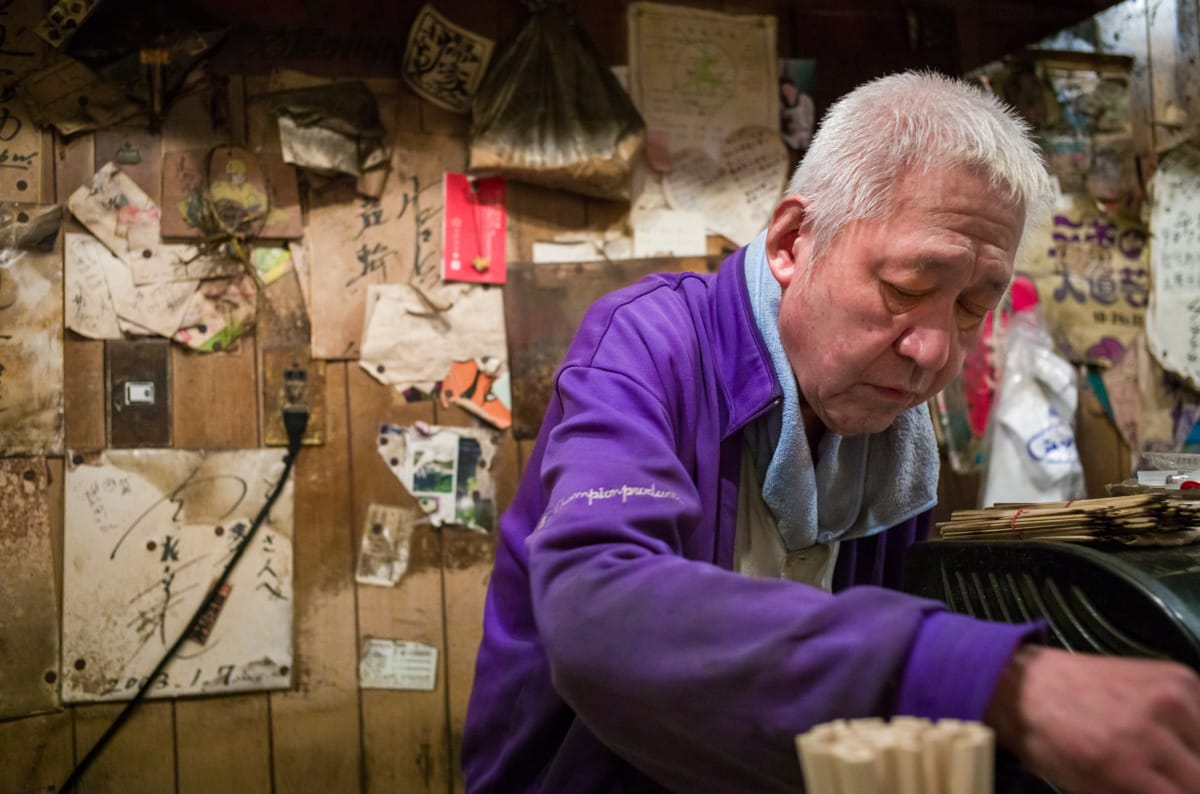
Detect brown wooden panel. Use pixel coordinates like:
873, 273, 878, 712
176, 695, 272, 794
65, 338, 107, 451
72, 702, 176, 794
0, 711, 74, 794
170, 343, 259, 449
270, 362, 364, 794
350, 367, 450, 794
505, 182, 587, 264
1077, 376, 1130, 498
504, 255, 721, 439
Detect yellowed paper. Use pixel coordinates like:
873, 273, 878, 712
65, 232, 123, 340
355, 503, 420, 587
663, 126, 788, 245
1147, 143, 1200, 386
0, 247, 63, 455
401, 4, 495, 114
306, 132, 468, 359
66, 233, 197, 339
359, 283, 506, 392
173, 272, 258, 353
18, 54, 141, 136
358, 638, 438, 691
631, 207, 706, 258
628, 2, 778, 161
62, 449, 294, 702
68, 162, 240, 285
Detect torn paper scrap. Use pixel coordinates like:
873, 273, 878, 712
402, 4, 495, 114
663, 126, 788, 246
251, 245, 294, 286
62, 448, 294, 702
358, 638, 438, 691
0, 247, 64, 456
68, 162, 240, 285
440, 358, 512, 430
377, 422, 500, 532
65, 232, 122, 340
266, 81, 388, 177
355, 503, 421, 587
360, 282, 506, 392
66, 233, 196, 340
173, 271, 258, 353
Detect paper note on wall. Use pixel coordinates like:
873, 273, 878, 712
0, 246, 63, 455
68, 162, 240, 285
359, 282, 506, 392
0, 0, 48, 202
306, 132, 468, 359
1147, 144, 1200, 387
358, 638, 438, 691
628, 2, 778, 163
62, 449, 295, 702
377, 422, 500, 532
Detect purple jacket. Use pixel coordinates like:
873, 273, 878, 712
463, 248, 1038, 792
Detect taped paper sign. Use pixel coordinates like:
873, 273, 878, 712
1147, 144, 1200, 387
0, 247, 63, 455
68, 162, 240, 285
663, 126, 788, 245
402, 4, 495, 114
355, 503, 421, 587
358, 638, 438, 691
62, 449, 294, 702
377, 422, 499, 532
0, 459, 60, 720
359, 282, 506, 392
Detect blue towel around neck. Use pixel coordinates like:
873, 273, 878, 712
742, 231, 939, 553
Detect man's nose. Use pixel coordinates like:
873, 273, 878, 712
895, 316, 953, 372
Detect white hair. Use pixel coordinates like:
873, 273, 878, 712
787, 70, 1053, 265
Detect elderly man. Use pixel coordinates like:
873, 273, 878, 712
463, 71, 1200, 793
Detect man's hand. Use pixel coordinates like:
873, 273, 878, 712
985, 645, 1200, 794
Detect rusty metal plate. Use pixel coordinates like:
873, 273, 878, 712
105, 338, 172, 448
0, 458, 61, 719
261, 346, 325, 447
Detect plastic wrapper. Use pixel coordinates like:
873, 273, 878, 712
468, 2, 644, 201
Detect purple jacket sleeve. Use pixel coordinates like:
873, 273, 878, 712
527, 361, 1040, 793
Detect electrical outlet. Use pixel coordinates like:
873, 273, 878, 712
261, 346, 324, 447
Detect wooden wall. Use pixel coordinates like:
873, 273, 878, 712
3, 1, 1196, 793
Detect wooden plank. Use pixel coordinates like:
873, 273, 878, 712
270, 362, 364, 794
505, 182, 588, 264
170, 342, 259, 449
0, 711, 75, 794
350, 366, 451, 794
176, 695, 272, 794
434, 404, 506, 794
72, 703, 176, 794
1145, 0, 1195, 152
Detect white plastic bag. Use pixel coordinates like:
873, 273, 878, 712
980, 311, 1086, 507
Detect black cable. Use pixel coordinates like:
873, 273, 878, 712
59, 405, 309, 793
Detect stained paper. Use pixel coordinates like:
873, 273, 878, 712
62, 449, 294, 702
1147, 144, 1200, 387
402, 4, 495, 114
0, 246, 63, 455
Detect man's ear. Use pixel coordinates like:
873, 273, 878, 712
765, 194, 812, 289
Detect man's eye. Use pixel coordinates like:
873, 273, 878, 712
956, 302, 988, 330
